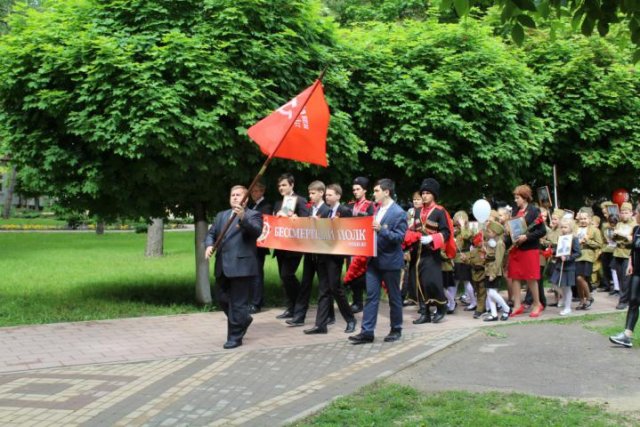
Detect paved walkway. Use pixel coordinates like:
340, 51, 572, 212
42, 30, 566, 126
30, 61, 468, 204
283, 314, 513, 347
0, 290, 626, 426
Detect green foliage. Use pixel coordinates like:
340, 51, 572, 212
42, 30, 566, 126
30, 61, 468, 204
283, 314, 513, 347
0, 0, 364, 220
335, 19, 545, 204
444, 0, 640, 60
523, 31, 640, 204
51, 204, 90, 229
0, 0, 40, 33
322, 0, 430, 25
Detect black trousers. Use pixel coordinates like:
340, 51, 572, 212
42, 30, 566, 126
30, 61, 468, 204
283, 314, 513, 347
292, 254, 319, 322
401, 254, 418, 302
600, 252, 613, 288
315, 256, 354, 327
276, 254, 303, 312
215, 274, 252, 343
625, 275, 640, 332
250, 251, 267, 308
612, 257, 631, 304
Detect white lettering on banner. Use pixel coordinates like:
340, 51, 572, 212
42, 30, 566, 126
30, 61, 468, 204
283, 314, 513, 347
273, 227, 367, 242
277, 97, 298, 120
294, 107, 309, 130
273, 227, 335, 241
337, 229, 367, 241
347, 242, 366, 247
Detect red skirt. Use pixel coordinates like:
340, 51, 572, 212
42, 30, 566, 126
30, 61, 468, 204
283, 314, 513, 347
508, 247, 540, 280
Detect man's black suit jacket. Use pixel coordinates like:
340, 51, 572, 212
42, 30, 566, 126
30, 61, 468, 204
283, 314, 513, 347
204, 208, 263, 278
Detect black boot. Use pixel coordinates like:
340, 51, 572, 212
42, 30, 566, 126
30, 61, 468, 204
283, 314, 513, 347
432, 304, 446, 323
413, 304, 431, 324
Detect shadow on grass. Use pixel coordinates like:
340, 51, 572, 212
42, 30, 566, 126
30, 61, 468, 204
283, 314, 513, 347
83, 279, 206, 307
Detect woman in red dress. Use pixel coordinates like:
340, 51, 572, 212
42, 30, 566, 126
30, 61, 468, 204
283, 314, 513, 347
507, 185, 547, 317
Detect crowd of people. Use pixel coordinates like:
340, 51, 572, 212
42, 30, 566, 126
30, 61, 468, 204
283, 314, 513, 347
204, 175, 640, 350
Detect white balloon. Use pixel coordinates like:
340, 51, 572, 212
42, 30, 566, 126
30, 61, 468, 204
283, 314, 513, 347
472, 199, 491, 223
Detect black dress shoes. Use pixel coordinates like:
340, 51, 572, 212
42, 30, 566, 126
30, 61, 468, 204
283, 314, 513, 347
327, 317, 336, 325
348, 332, 374, 344
223, 340, 242, 349
350, 304, 363, 314
344, 319, 357, 333
276, 310, 293, 319
285, 318, 305, 327
384, 329, 402, 342
303, 325, 328, 334
239, 316, 253, 340
412, 314, 431, 324
432, 307, 446, 323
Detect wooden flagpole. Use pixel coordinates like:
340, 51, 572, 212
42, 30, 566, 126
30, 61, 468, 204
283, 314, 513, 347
209, 69, 327, 255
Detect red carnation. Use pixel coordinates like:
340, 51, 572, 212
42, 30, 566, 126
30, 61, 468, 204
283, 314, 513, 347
472, 231, 484, 247
344, 256, 368, 283
403, 230, 422, 250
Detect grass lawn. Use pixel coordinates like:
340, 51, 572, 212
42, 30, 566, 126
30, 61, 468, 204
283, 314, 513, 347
295, 382, 636, 426
0, 231, 290, 326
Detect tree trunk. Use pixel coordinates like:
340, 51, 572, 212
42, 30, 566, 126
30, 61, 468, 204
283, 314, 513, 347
145, 218, 164, 257
96, 220, 105, 235
194, 202, 212, 304
1, 165, 17, 219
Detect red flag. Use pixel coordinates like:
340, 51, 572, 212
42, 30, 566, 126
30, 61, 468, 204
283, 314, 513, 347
247, 80, 330, 167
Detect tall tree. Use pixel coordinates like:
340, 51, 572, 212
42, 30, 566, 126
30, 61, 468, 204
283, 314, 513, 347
520, 28, 640, 206
334, 19, 546, 206
1, 163, 16, 218
0, 0, 364, 302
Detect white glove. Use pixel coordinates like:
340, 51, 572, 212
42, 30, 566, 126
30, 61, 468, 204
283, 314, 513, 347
420, 235, 433, 245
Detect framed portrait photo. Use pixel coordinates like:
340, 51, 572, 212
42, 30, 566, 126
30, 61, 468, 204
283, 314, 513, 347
537, 186, 552, 209
508, 217, 527, 243
556, 234, 573, 257
279, 195, 298, 216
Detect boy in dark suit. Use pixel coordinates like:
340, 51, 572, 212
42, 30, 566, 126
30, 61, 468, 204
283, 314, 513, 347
247, 180, 272, 314
205, 185, 263, 349
272, 173, 310, 320
304, 184, 357, 334
346, 176, 374, 312
286, 180, 331, 326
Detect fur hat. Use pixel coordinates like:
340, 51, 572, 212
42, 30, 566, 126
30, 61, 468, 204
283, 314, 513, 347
420, 178, 440, 199
486, 221, 504, 236
352, 176, 369, 189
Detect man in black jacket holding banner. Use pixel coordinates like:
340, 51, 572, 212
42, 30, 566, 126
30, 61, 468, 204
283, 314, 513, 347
205, 185, 263, 349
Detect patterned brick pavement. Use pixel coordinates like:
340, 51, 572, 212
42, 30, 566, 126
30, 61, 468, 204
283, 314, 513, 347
0, 292, 622, 426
